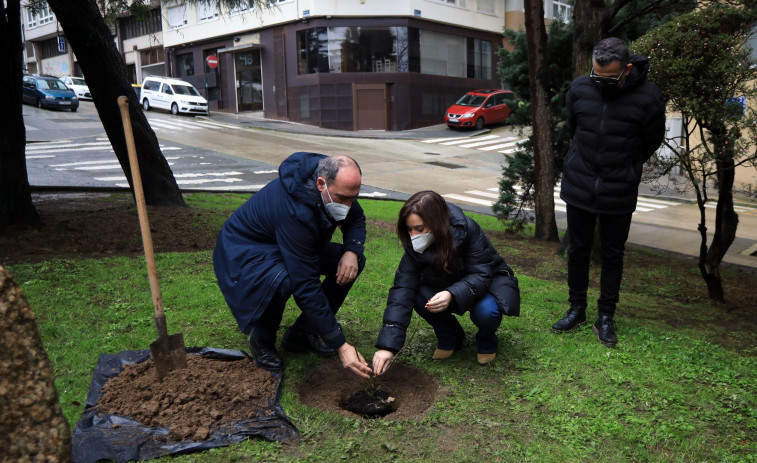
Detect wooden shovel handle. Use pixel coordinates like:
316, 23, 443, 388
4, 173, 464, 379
117, 96, 167, 338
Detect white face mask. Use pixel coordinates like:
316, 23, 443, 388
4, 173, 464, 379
323, 181, 351, 221
411, 232, 434, 253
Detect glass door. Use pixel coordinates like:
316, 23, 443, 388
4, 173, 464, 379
235, 51, 262, 111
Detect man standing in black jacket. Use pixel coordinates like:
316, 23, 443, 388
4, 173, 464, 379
552, 37, 666, 347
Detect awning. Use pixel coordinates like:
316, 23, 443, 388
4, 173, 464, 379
218, 43, 265, 54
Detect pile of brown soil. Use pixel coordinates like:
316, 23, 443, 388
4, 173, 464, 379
297, 359, 436, 420
96, 355, 277, 441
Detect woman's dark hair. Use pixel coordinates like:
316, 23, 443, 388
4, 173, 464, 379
397, 191, 457, 273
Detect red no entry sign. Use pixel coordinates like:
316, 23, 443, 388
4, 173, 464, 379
206, 55, 219, 69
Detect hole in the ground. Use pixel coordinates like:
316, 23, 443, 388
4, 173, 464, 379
296, 359, 436, 420
342, 388, 395, 418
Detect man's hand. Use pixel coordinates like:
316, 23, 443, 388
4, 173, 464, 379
371, 350, 394, 376
337, 342, 373, 379
425, 290, 452, 313
335, 251, 359, 285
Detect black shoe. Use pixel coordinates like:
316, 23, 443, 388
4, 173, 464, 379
249, 337, 284, 371
551, 306, 587, 333
281, 326, 336, 357
592, 314, 618, 347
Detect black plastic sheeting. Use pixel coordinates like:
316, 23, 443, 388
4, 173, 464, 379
72, 347, 297, 463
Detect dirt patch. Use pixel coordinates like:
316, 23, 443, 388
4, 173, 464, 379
96, 355, 277, 441
296, 359, 436, 420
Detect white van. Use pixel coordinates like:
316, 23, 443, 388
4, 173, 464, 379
140, 76, 208, 115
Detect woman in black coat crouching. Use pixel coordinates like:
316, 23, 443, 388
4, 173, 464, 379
372, 191, 520, 374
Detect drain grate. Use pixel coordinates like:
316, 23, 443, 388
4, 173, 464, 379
425, 161, 464, 169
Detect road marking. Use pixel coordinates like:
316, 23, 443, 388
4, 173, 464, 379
440, 135, 499, 145
27, 155, 57, 159
359, 191, 388, 197
442, 194, 494, 206
195, 119, 243, 130
422, 136, 468, 143
254, 170, 278, 174
459, 137, 517, 148
478, 141, 521, 151
27, 141, 111, 150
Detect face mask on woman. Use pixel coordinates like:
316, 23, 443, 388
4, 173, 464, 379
323, 181, 350, 221
411, 232, 434, 253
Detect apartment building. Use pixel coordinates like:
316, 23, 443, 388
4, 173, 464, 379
20, 0, 571, 131
158, 0, 570, 131
21, 1, 164, 86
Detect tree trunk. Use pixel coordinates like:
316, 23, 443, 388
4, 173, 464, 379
0, 0, 40, 229
1, 265, 72, 461
571, 0, 606, 78
699, 127, 739, 303
524, 0, 559, 241
46, 0, 186, 207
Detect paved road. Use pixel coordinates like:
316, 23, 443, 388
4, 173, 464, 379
23, 100, 757, 270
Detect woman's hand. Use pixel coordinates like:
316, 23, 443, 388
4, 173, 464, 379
337, 342, 373, 379
425, 290, 452, 313
371, 350, 395, 376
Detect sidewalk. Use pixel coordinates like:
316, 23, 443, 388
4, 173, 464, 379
200, 110, 757, 271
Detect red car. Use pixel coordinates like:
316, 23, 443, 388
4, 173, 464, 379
444, 89, 517, 130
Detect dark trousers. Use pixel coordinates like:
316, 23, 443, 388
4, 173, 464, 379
566, 204, 633, 317
252, 243, 365, 346
413, 286, 502, 353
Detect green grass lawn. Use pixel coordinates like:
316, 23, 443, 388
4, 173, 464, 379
8, 194, 757, 462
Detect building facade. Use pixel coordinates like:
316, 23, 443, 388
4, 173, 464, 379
159, 0, 525, 130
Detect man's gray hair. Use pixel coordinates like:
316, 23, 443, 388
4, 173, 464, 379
317, 155, 362, 182
593, 37, 630, 67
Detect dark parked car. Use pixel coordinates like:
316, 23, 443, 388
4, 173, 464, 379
22, 75, 79, 111
444, 89, 516, 130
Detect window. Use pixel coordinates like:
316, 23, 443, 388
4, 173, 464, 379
197, 1, 219, 22
166, 3, 187, 29
432, 0, 467, 7
420, 30, 466, 77
469, 38, 492, 79
296, 26, 491, 79
477, 0, 495, 15
552, 0, 572, 23
39, 37, 66, 59
177, 53, 194, 77
120, 8, 162, 40
747, 25, 757, 61
230, 0, 254, 15
26, 2, 54, 29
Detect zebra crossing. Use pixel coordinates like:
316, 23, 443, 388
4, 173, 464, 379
422, 134, 527, 154
25, 136, 388, 198
146, 116, 243, 132
442, 185, 683, 215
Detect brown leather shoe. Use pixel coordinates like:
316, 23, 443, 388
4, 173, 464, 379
477, 352, 496, 365
432, 348, 455, 359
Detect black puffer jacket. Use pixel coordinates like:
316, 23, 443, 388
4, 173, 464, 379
560, 54, 666, 215
375, 203, 520, 353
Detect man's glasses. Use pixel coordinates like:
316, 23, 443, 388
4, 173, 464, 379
589, 67, 624, 84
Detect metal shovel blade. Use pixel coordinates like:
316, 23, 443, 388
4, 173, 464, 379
150, 333, 188, 380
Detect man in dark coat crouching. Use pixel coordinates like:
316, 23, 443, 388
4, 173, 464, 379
552, 37, 666, 347
214, 152, 372, 378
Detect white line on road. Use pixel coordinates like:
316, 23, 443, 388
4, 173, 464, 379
196, 120, 243, 130
442, 194, 494, 206
465, 190, 499, 199
422, 136, 468, 143
459, 137, 517, 148
359, 191, 388, 197
440, 135, 500, 146
254, 170, 278, 174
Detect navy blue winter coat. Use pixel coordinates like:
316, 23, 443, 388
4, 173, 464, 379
560, 54, 666, 215
375, 203, 520, 353
213, 152, 366, 348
